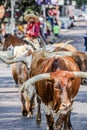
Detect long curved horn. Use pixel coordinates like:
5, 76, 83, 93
20, 73, 50, 92
73, 72, 87, 78
27, 40, 38, 50
48, 51, 87, 59
39, 34, 48, 56
47, 51, 74, 58
0, 51, 10, 57
61, 40, 74, 48
23, 38, 38, 50
0, 55, 32, 69
20, 70, 87, 93
0, 55, 25, 64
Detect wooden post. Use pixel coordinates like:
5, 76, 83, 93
11, 0, 15, 34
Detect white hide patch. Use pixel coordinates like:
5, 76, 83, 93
13, 45, 34, 57
25, 55, 32, 70
25, 84, 36, 100
44, 104, 53, 115
43, 103, 72, 124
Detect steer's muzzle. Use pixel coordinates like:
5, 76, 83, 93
59, 100, 73, 111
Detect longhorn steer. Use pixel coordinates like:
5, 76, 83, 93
0, 50, 82, 127
0, 48, 35, 117
11, 49, 35, 117
21, 68, 87, 130
20, 51, 83, 130
0, 45, 81, 127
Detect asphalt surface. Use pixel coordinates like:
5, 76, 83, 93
0, 21, 87, 130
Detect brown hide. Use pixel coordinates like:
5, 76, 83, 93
72, 52, 87, 71
11, 48, 33, 85
11, 49, 35, 116
12, 63, 19, 85
3, 34, 26, 50
12, 62, 29, 85
31, 54, 81, 108
12, 62, 30, 116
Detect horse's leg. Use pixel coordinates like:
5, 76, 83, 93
36, 96, 42, 125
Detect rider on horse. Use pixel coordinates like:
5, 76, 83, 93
24, 14, 41, 48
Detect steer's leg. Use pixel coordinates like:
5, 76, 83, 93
55, 112, 74, 130
55, 114, 64, 130
27, 93, 35, 117
63, 111, 74, 130
25, 95, 33, 117
44, 105, 54, 130
21, 93, 27, 116
46, 114, 54, 130
21, 89, 34, 117
36, 96, 41, 125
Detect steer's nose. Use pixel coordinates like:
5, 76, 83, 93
60, 101, 71, 110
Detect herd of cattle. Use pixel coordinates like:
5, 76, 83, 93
0, 33, 87, 130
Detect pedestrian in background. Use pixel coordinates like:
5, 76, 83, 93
14, 22, 24, 38
67, 4, 75, 26
47, 9, 54, 31
53, 19, 60, 38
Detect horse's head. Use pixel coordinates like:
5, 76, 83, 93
3, 34, 12, 51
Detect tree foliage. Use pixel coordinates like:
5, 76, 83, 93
75, 0, 87, 7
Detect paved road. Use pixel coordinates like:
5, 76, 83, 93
0, 21, 87, 130
59, 20, 87, 52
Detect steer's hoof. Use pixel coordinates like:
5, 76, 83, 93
27, 112, 33, 118
22, 110, 27, 116
64, 126, 74, 130
36, 118, 41, 125
69, 127, 74, 130
47, 126, 54, 130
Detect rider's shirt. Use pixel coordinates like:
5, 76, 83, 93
26, 22, 40, 38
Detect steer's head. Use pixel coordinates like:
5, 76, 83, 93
20, 70, 87, 113
50, 70, 74, 112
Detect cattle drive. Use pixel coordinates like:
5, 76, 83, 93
0, 0, 87, 129
0, 39, 76, 119
1, 32, 87, 130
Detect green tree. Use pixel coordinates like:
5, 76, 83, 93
75, 0, 87, 7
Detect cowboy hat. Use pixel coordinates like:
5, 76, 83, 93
24, 14, 39, 22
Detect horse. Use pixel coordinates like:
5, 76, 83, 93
3, 33, 39, 51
